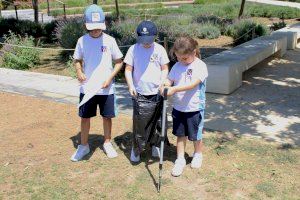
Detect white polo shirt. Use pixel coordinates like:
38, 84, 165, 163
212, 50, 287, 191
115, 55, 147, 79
124, 42, 170, 95
73, 33, 123, 95
168, 57, 208, 112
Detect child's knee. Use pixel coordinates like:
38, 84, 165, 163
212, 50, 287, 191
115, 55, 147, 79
102, 117, 111, 121
81, 118, 90, 123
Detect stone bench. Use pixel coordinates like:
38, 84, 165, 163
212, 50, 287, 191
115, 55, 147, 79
271, 22, 300, 50
203, 35, 288, 94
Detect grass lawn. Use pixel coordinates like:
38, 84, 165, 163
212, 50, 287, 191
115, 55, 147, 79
0, 92, 299, 199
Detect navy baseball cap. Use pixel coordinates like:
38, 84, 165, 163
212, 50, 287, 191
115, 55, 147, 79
136, 21, 158, 44
84, 4, 106, 30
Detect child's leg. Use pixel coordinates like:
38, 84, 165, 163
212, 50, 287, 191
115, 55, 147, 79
102, 117, 118, 158
81, 117, 91, 145
103, 117, 112, 143
177, 136, 187, 159
71, 117, 91, 161
193, 139, 204, 154
171, 136, 187, 177
191, 140, 203, 169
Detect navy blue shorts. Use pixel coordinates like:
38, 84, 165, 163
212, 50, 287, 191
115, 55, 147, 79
172, 108, 204, 141
79, 93, 116, 118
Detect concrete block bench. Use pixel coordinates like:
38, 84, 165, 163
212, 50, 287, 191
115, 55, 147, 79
271, 22, 300, 50
203, 35, 287, 94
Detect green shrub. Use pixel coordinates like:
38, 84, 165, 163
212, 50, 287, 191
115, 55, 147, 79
270, 21, 287, 31
54, 18, 86, 58
246, 3, 300, 19
55, 18, 85, 49
226, 20, 269, 45
107, 20, 138, 54
1, 0, 13, 9
193, 15, 232, 34
0, 18, 44, 38
66, 56, 77, 78
1, 31, 40, 70
224, 24, 236, 37
196, 23, 221, 39
43, 20, 58, 43
156, 15, 221, 40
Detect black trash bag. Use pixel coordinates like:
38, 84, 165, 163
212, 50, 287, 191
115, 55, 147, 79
132, 94, 169, 156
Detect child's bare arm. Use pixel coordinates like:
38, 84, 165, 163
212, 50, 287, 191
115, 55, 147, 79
167, 79, 202, 96
175, 79, 201, 92
161, 64, 169, 83
102, 58, 123, 88
74, 59, 86, 82
125, 64, 137, 96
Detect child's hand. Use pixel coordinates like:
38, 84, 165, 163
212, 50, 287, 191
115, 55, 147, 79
160, 86, 168, 96
160, 86, 176, 96
129, 86, 137, 97
167, 87, 177, 96
102, 79, 112, 88
77, 71, 86, 83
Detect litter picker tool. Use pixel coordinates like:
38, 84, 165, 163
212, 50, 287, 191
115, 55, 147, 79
157, 88, 168, 193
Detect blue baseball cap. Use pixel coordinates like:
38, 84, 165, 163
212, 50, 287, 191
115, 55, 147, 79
136, 21, 158, 44
84, 4, 106, 30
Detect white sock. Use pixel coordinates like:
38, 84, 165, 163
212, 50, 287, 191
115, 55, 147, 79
193, 152, 202, 158
177, 153, 185, 160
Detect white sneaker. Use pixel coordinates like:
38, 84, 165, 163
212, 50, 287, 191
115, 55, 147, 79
191, 153, 203, 169
130, 148, 140, 163
103, 142, 118, 158
151, 146, 160, 158
70, 144, 90, 162
171, 158, 186, 177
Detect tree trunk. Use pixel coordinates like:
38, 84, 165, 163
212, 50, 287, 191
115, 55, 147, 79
238, 0, 246, 19
115, 0, 120, 21
32, 0, 39, 23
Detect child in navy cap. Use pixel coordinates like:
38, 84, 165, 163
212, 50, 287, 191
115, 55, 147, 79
71, 4, 123, 162
124, 21, 170, 162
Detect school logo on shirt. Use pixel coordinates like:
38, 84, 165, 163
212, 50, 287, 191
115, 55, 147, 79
185, 69, 193, 82
150, 53, 159, 62
101, 46, 107, 52
187, 69, 193, 76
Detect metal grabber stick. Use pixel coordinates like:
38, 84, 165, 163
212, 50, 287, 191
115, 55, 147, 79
158, 88, 168, 193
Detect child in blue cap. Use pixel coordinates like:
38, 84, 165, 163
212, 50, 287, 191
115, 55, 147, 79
71, 4, 123, 161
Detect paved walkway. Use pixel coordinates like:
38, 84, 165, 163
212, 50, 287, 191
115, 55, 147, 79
0, 47, 299, 145
1, 9, 54, 23
247, 0, 300, 9
0, 0, 193, 22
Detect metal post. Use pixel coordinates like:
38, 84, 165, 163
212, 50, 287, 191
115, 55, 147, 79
115, 0, 120, 21
47, 0, 50, 15
163, 37, 168, 52
32, 0, 39, 23
63, 3, 66, 19
238, 0, 246, 19
252, 27, 255, 39
14, 5, 18, 20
